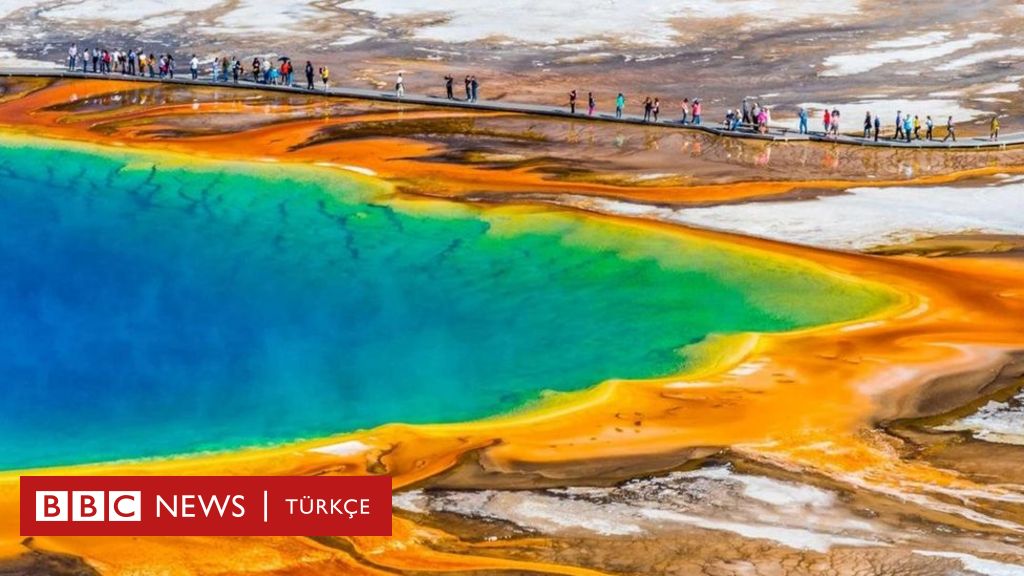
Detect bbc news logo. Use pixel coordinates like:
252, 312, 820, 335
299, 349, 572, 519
36, 490, 141, 522
21, 476, 391, 536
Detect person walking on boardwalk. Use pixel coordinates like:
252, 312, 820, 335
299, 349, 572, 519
913, 115, 921, 140
894, 110, 904, 140
643, 97, 653, 122
319, 65, 330, 90
305, 61, 314, 90
615, 92, 625, 119
798, 107, 808, 134
680, 98, 689, 124
167, 54, 175, 79
990, 116, 1000, 141
903, 114, 913, 143
925, 115, 934, 140
92, 49, 100, 73
222, 56, 231, 83
445, 75, 454, 99
232, 58, 241, 83
252, 58, 261, 83
692, 99, 702, 125
830, 108, 840, 137
822, 109, 831, 134
873, 114, 881, 142
588, 92, 595, 116
81, 48, 90, 73
652, 98, 660, 122
863, 112, 872, 138
395, 72, 405, 98
742, 98, 751, 124
147, 53, 155, 77
569, 89, 577, 114
67, 43, 77, 71
464, 76, 471, 100
470, 76, 479, 101
190, 54, 199, 80
943, 116, 956, 142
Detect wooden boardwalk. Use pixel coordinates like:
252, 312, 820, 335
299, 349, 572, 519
3, 68, 1022, 150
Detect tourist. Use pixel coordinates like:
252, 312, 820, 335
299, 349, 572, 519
569, 89, 577, 114
913, 115, 921, 140
261, 58, 271, 84
822, 109, 830, 134
223, 57, 231, 83
252, 58, 261, 83
742, 98, 751, 124
81, 48, 90, 73
991, 116, 1000, 141
464, 75, 471, 100
724, 109, 736, 129
863, 112, 872, 138
190, 54, 199, 80
306, 61, 315, 90
471, 76, 479, 101
873, 114, 881, 142
903, 114, 913, 143
445, 75, 454, 99
588, 92, 595, 116
894, 110, 904, 140
320, 65, 329, 90
167, 54, 175, 79
757, 107, 768, 134
943, 116, 956, 142
232, 58, 241, 83
147, 53, 155, 77
212, 57, 220, 82
798, 107, 808, 134
396, 72, 404, 98
615, 92, 625, 119
830, 108, 840, 137
643, 97, 652, 122
67, 43, 77, 71
652, 98, 660, 122
92, 49, 99, 73
925, 115, 934, 140
680, 98, 689, 124
268, 65, 280, 86
692, 99, 702, 125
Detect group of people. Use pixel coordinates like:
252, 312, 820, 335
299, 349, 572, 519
443, 75, 480, 101
581, 93, 704, 125
64, 43, 1007, 143
67, 43, 177, 78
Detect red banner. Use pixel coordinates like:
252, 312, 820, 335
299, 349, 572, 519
20, 476, 392, 536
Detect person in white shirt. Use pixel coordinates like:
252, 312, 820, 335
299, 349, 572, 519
190, 55, 199, 80
396, 73, 405, 98
67, 43, 77, 71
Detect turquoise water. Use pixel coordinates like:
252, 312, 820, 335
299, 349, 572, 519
0, 135, 893, 470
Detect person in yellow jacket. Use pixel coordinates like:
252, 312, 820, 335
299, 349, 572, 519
991, 116, 1000, 141
319, 66, 330, 91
